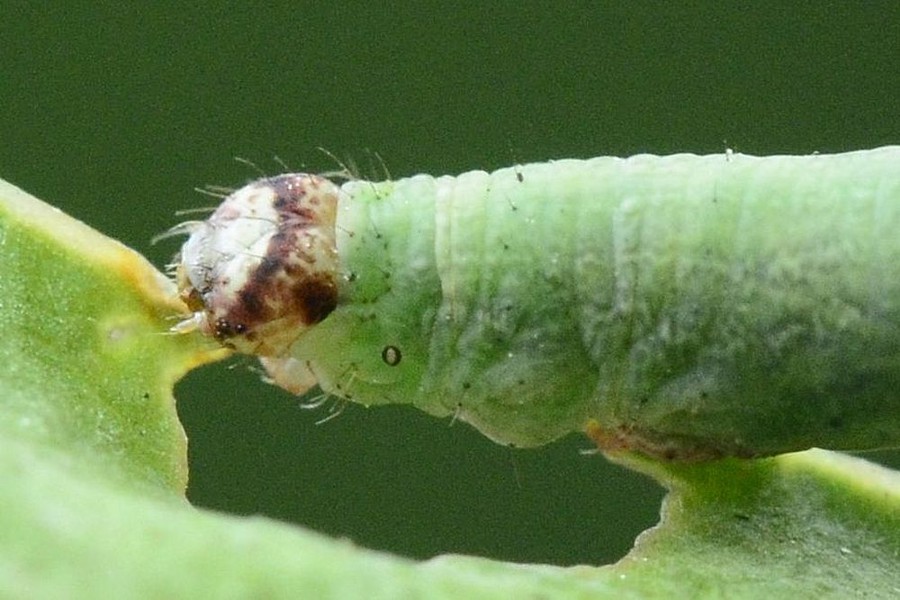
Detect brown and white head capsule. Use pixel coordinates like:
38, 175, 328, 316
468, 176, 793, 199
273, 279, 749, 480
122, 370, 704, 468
174, 173, 340, 356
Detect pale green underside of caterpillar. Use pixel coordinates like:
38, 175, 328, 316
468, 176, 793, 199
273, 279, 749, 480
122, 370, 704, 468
174, 147, 900, 460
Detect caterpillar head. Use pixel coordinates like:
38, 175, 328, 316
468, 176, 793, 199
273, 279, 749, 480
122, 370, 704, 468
173, 174, 340, 358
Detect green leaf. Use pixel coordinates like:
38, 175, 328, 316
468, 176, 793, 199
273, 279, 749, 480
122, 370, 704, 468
0, 178, 223, 494
1, 177, 898, 598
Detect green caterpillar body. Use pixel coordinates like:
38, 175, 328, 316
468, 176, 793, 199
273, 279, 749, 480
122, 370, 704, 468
179, 147, 900, 460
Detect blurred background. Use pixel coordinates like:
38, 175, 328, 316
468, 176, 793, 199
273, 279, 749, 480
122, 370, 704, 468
2, 3, 897, 565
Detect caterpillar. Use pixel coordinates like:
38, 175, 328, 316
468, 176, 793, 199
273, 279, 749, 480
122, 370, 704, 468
173, 147, 900, 460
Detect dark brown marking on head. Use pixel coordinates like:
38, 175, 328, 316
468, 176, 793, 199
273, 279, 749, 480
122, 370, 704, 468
213, 178, 338, 353
295, 275, 339, 325
181, 173, 340, 356
238, 288, 264, 316
269, 176, 324, 224
256, 255, 282, 279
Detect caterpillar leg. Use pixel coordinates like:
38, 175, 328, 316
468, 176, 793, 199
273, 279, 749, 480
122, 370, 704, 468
260, 356, 318, 396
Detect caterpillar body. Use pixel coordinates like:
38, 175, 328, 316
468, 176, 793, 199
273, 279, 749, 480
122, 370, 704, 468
175, 147, 900, 460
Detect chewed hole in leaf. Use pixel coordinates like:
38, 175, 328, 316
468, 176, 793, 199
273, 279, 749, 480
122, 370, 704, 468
175, 364, 664, 564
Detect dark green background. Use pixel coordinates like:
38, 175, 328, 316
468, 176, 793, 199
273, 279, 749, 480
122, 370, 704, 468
2, 3, 898, 565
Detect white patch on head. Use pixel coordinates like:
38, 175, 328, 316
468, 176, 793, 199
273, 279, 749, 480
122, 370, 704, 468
179, 183, 282, 303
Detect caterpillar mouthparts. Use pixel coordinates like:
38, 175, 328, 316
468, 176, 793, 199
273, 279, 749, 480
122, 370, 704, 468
174, 173, 341, 357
